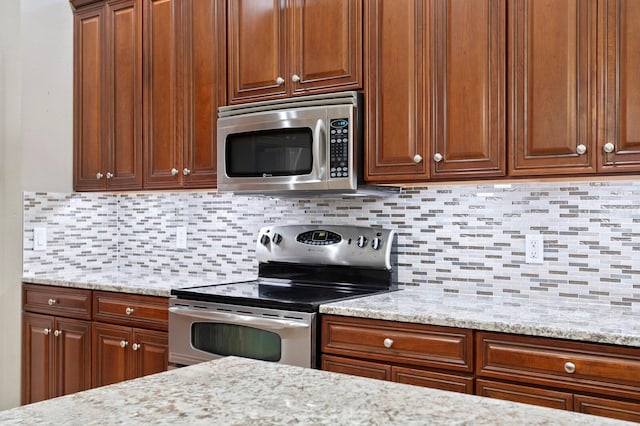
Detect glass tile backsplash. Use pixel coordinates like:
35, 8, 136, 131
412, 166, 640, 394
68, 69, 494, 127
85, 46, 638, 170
23, 179, 640, 307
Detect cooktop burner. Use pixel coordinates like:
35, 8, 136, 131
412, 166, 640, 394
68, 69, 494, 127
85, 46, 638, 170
171, 280, 393, 313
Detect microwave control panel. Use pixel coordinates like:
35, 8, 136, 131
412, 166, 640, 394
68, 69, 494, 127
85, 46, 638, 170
329, 118, 349, 179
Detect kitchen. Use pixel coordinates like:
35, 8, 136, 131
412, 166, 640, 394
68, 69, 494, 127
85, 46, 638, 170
2, 0, 640, 423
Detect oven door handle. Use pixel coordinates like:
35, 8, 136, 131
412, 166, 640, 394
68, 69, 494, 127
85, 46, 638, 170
169, 306, 310, 330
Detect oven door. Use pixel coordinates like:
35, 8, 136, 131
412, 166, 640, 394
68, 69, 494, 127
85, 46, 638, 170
168, 301, 316, 368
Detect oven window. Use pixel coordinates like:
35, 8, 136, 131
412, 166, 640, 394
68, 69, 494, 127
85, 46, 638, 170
225, 128, 313, 177
191, 323, 282, 362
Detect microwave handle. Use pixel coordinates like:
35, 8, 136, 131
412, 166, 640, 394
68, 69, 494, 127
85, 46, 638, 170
169, 306, 310, 330
313, 118, 326, 178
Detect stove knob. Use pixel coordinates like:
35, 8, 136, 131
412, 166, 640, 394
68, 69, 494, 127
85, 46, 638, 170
271, 232, 282, 245
260, 234, 271, 246
356, 235, 368, 248
372, 238, 383, 250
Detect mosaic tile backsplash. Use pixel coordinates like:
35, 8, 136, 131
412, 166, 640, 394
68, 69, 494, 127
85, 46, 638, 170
23, 179, 640, 307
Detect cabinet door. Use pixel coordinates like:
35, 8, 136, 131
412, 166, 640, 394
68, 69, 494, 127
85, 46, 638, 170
143, 0, 184, 189
182, 0, 226, 188
92, 322, 133, 387
476, 379, 573, 411
364, 0, 430, 182
227, 0, 287, 103
22, 313, 55, 404
321, 354, 391, 381
73, 4, 107, 191
290, 0, 361, 96
393, 365, 474, 394
132, 329, 168, 378
599, 0, 640, 171
431, 0, 505, 179
574, 394, 640, 423
509, 0, 597, 176
54, 318, 92, 398
104, 0, 143, 189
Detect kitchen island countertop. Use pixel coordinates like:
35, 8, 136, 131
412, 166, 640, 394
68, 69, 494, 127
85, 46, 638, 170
0, 356, 634, 425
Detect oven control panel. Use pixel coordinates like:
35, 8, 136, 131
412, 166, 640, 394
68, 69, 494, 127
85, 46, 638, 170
256, 224, 395, 270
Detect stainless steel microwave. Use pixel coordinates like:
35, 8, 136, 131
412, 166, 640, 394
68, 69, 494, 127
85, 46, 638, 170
217, 91, 363, 194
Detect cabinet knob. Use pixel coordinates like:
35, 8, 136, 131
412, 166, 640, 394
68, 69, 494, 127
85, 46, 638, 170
383, 338, 394, 348
564, 361, 576, 374
276, 76, 285, 86
576, 144, 587, 155
413, 154, 423, 164
48, 298, 56, 306
96, 172, 104, 180
603, 142, 615, 153
54, 330, 62, 337
291, 74, 301, 83
43, 328, 51, 336
433, 152, 443, 163
106, 172, 114, 179
171, 168, 179, 176
132, 343, 141, 351
125, 307, 134, 315
183, 168, 191, 176
120, 340, 128, 349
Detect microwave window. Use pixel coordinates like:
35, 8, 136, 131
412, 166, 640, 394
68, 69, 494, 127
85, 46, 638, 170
226, 128, 313, 177
191, 322, 282, 362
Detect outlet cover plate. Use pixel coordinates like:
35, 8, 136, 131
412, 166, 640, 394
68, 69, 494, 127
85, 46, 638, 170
176, 226, 187, 249
525, 234, 544, 264
34, 227, 47, 251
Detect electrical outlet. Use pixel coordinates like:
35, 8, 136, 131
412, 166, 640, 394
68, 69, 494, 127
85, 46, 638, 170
525, 234, 544, 264
34, 227, 47, 251
176, 226, 187, 249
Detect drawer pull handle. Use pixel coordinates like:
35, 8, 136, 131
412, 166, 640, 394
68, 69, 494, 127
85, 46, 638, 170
54, 330, 62, 337
48, 299, 57, 306
383, 338, 394, 348
132, 343, 141, 351
564, 362, 576, 374
125, 307, 134, 315
120, 340, 128, 349
43, 328, 51, 336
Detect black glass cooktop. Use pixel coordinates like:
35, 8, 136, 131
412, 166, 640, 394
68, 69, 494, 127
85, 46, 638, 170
171, 279, 395, 313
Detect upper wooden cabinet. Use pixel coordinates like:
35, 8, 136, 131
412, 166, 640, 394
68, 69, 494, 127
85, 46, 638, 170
143, 0, 225, 189
365, 0, 506, 183
73, 0, 143, 191
508, 0, 598, 176
227, 0, 362, 104
598, 0, 640, 171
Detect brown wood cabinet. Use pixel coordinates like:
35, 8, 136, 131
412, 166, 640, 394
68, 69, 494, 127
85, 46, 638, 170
227, 0, 361, 104
22, 285, 93, 404
365, 0, 505, 183
321, 315, 474, 394
73, 0, 143, 191
508, 0, 598, 176
476, 331, 640, 422
143, 0, 225, 189
598, 0, 640, 171
92, 322, 168, 387
22, 284, 169, 402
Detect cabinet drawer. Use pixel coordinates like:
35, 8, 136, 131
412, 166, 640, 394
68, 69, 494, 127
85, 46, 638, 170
23, 284, 92, 320
476, 332, 640, 400
322, 354, 391, 381
393, 365, 474, 394
476, 379, 573, 410
574, 394, 640, 423
321, 315, 473, 372
93, 292, 168, 331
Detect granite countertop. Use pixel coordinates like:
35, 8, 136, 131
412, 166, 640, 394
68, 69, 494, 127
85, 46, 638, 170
0, 357, 633, 425
320, 287, 640, 347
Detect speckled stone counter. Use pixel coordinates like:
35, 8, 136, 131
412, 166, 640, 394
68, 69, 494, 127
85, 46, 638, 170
21, 270, 242, 297
320, 287, 640, 347
0, 357, 633, 425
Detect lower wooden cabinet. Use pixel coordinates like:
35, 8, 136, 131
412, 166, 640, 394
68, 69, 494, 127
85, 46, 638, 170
22, 284, 168, 403
321, 315, 474, 394
476, 331, 640, 422
22, 312, 92, 404
92, 322, 168, 387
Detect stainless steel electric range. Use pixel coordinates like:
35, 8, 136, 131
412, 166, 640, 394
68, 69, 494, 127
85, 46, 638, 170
169, 224, 398, 368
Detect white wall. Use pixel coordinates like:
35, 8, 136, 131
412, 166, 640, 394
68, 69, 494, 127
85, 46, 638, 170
0, 0, 73, 409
